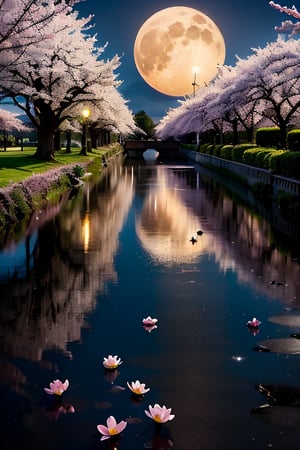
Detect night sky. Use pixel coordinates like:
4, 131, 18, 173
76, 0, 283, 121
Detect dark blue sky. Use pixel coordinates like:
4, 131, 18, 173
77, 0, 282, 122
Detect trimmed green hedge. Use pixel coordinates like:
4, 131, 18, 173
276, 151, 300, 179
220, 145, 233, 160
231, 144, 257, 162
268, 150, 289, 174
255, 127, 281, 148
287, 129, 300, 152
212, 144, 224, 157
195, 141, 300, 180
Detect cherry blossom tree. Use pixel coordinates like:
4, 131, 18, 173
0, 108, 30, 150
0, 6, 135, 160
156, 37, 300, 148
0, 0, 77, 48
269, 1, 300, 35
232, 37, 300, 147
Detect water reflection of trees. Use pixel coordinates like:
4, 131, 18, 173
182, 170, 300, 306
135, 165, 300, 306
1, 160, 299, 399
0, 159, 134, 370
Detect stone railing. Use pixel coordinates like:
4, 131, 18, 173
182, 149, 300, 196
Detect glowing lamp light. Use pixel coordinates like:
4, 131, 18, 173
82, 108, 90, 120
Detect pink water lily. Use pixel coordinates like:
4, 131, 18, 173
103, 354, 123, 369
145, 403, 175, 423
127, 379, 150, 396
44, 379, 69, 396
246, 317, 261, 327
142, 316, 158, 326
97, 415, 127, 440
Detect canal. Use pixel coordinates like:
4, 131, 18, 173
0, 155, 300, 450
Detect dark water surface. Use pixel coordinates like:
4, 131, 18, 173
1, 156, 300, 450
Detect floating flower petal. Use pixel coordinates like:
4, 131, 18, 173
143, 324, 158, 333
145, 403, 175, 423
142, 316, 158, 326
103, 354, 123, 369
44, 379, 69, 396
246, 317, 261, 327
127, 380, 150, 395
97, 415, 127, 441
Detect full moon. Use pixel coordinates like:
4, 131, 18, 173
134, 6, 226, 97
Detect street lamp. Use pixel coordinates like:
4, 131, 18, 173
80, 108, 90, 155
192, 66, 200, 97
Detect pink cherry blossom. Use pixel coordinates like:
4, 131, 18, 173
44, 379, 69, 396
97, 415, 127, 440
103, 354, 123, 369
127, 380, 150, 395
145, 403, 175, 423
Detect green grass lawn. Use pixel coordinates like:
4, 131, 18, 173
0, 146, 116, 188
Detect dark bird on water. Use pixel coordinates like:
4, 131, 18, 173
196, 230, 203, 236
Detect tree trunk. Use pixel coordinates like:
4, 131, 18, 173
34, 117, 56, 160
80, 122, 88, 156
66, 130, 71, 153
3, 130, 7, 151
278, 122, 287, 149
232, 118, 239, 145
54, 130, 61, 151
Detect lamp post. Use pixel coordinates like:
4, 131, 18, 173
192, 66, 200, 98
192, 67, 200, 146
80, 108, 90, 156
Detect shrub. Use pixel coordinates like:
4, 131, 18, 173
199, 143, 210, 154
220, 145, 233, 160
287, 129, 300, 152
231, 144, 257, 162
243, 148, 262, 166
268, 150, 289, 173
277, 151, 300, 180
255, 127, 281, 148
73, 164, 85, 177
0, 190, 17, 223
9, 187, 31, 219
242, 147, 279, 168
206, 144, 214, 155
255, 148, 277, 169
212, 144, 224, 157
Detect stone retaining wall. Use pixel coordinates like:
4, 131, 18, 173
183, 149, 300, 197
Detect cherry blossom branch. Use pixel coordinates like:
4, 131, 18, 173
269, 1, 300, 35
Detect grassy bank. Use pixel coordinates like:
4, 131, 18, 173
0, 144, 123, 232
0, 146, 118, 188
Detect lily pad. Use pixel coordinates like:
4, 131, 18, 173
268, 315, 300, 328
255, 383, 300, 406
251, 404, 300, 430
257, 338, 300, 354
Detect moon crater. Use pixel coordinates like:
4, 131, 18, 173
134, 6, 226, 97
